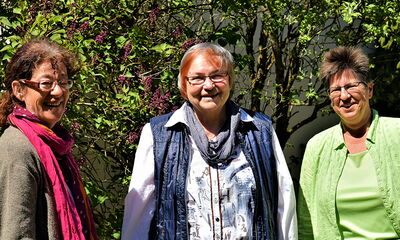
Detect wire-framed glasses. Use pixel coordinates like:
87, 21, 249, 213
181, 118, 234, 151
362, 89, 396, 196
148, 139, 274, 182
328, 81, 367, 98
186, 73, 228, 86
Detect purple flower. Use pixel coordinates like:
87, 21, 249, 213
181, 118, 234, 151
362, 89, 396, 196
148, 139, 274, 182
141, 76, 153, 90
80, 21, 89, 32
172, 26, 182, 37
148, 88, 172, 115
28, 4, 37, 13
75, 157, 86, 166
128, 131, 139, 145
70, 2, 78, 7
118, 75, 126, 82
67, 23, 77, 38
122, 42, 132, 60
95, 32, 107, 44
118, 75, 131, 86
171, 106, 179, 112
70, 122, 81, 131
181, 38, 202, 49
147, 7, 161, 22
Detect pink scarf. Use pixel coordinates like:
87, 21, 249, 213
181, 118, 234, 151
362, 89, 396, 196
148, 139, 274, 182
8, 106, 97, 240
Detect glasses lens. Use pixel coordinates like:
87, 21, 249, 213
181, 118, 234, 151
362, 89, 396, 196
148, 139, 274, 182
187, 76, 205, 85
38, 80, 55, 91
210, 74, 227, 82
38, 79, 73, 91
59, 79, 74, 89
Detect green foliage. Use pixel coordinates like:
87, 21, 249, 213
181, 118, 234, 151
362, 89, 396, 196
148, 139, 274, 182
1, 0, 399, 238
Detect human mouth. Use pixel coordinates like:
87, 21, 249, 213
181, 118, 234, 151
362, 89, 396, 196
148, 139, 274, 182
44, 102, 63, 108
202, 94, 218, 99
340, 103, 355, 109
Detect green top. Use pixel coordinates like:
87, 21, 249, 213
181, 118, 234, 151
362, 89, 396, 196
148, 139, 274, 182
298, 110, 400, 240
336, 151, 398, 239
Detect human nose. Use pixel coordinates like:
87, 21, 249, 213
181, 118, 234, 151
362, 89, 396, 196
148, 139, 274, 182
202, 76, 215, 88
50, 82, 64, 95
339, 87, 351, 100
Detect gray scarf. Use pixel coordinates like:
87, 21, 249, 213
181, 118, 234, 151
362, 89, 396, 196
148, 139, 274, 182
184, 101, 241, 167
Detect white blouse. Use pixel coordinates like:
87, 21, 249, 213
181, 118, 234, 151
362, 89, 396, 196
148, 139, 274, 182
121, 106, 297, 240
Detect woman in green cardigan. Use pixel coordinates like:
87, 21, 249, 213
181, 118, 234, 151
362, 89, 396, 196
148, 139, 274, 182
298, 46, 400, 239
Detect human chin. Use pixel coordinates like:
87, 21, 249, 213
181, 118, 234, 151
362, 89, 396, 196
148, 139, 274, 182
39, 103, 66, 127
336, 106, 361, 122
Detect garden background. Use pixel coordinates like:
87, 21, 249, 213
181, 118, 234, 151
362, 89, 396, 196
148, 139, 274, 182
1, 0, 399, 238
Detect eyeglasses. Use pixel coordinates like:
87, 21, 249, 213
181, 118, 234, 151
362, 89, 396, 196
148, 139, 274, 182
186, 73, 228, 86
19, 79, 74, 91
328, 81, 367, 98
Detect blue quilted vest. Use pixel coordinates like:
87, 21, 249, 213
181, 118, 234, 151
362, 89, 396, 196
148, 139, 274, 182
149, 108, 278, 240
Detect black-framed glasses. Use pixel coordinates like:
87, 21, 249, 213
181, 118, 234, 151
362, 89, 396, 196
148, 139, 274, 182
19, 79, 73, 91
186, 73, 228, 86
328, 81, 367, 98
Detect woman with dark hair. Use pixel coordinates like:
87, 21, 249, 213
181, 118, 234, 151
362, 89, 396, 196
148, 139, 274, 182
0, 39, 98, 240
122, 42, 297, 239
298, 46, 400, 239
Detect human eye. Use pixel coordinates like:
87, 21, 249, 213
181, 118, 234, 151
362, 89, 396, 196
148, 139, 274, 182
329, 86, 341, 94
59, 79, 72, 88
188, 76, 205, 84
345, 83, 359, 90
39, 79, 54, 89
210, 74, 225, 81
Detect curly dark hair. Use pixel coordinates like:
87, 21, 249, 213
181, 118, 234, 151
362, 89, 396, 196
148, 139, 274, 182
0, 39, 79, 128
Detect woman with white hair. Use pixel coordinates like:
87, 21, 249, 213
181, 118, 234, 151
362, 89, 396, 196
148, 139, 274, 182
122, 42, 297, 240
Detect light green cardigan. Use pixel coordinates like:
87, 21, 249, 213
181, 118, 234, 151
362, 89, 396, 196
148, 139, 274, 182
298, 110, 400, 240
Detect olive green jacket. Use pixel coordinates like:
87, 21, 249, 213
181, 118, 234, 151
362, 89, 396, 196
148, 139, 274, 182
0, 126, 60, 239
298, 110, 400, 239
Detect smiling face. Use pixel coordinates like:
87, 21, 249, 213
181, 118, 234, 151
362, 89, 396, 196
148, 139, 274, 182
14, 59, 70, 128
329, 69, 373, 129
185, 53, 231, 119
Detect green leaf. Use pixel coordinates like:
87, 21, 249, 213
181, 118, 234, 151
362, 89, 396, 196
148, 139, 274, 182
0, 17, 12, 27
13, 8, 22, 15
53, 29, 66, 34
50, 15, 63, 23
0, 45, 13, 52
2, 53, 12, 61
151, 43, 174, 55
97, 195, 109, 204
112, 233, 121, 239
50, 34, 62, 43
115, 36, 127, 47
31, 29, 41, 36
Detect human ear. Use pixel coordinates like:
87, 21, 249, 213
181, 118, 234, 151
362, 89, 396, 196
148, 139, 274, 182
367, 82, 374, 99
11, 80, 25, 102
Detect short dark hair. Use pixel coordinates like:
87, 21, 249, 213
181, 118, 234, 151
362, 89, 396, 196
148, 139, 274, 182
0, 39, 79, 127
320, 46, 370, 87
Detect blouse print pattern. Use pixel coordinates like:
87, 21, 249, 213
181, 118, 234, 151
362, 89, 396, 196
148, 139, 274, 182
187, 143, 256, 240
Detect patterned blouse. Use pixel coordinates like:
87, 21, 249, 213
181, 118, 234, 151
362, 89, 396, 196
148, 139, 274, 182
187, 141, 255, 240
